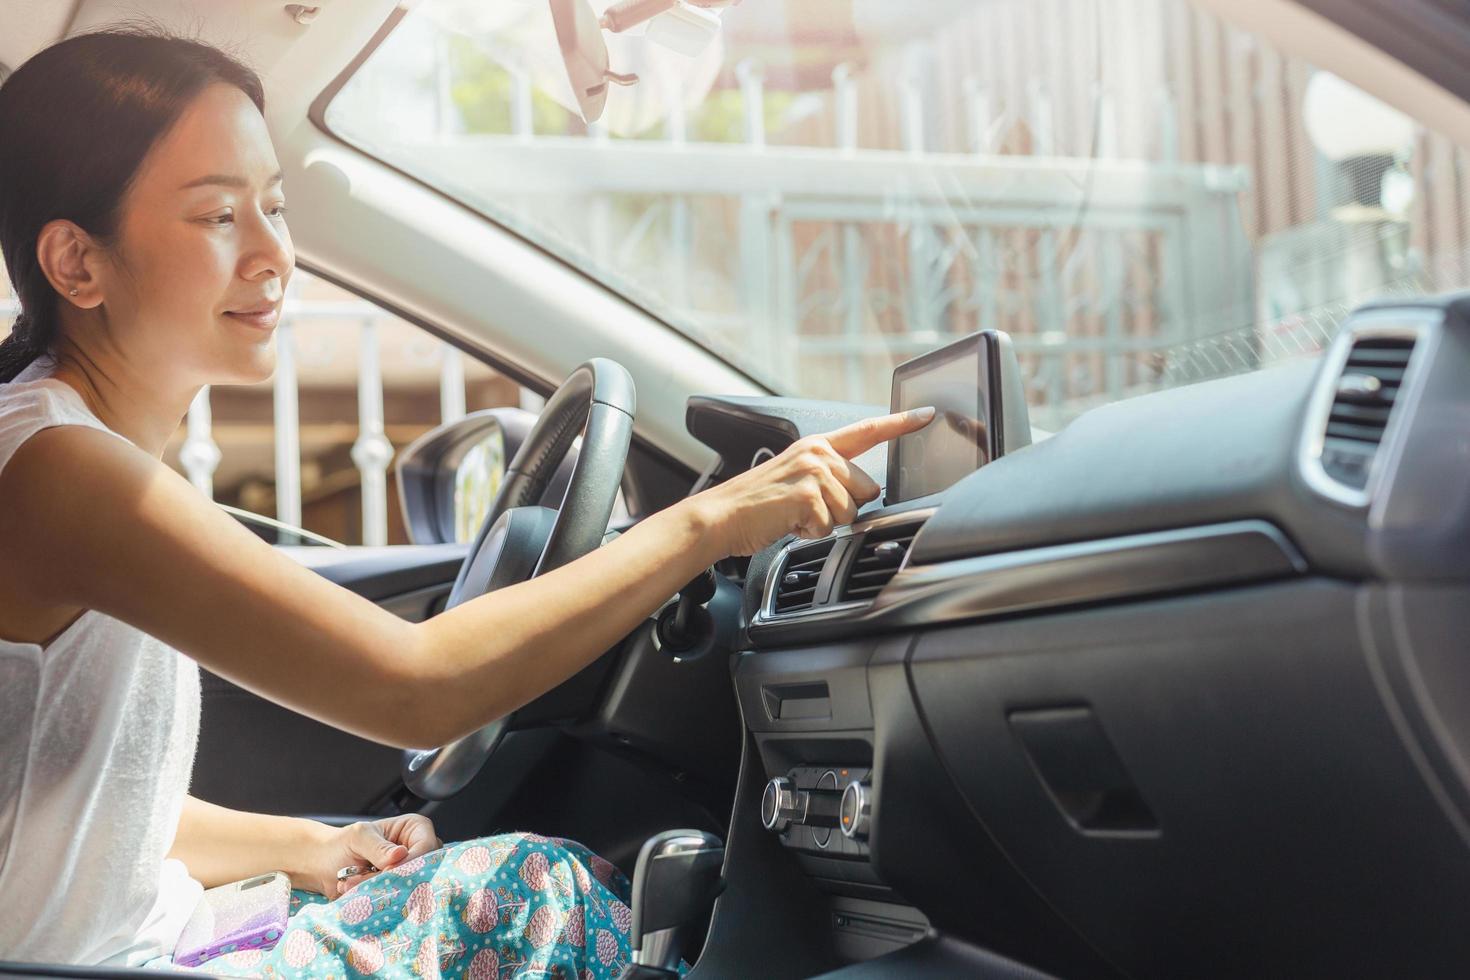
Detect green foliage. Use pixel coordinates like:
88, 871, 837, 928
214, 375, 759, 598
444, 34, 801, 144
689, 88, 800, 143
446, 34, 574, 136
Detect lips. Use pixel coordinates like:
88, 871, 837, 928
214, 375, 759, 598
223, 299, 282, 330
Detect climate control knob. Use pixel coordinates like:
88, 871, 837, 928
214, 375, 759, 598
761, 777, 802, 832
840, 779, 872, 840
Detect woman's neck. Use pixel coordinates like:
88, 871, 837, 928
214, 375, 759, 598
45, 343, 195, 459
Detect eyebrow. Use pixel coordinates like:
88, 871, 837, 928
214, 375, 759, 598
179, 169, 285, 190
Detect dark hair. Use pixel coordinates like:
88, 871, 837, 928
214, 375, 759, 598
0, 29, 265, 382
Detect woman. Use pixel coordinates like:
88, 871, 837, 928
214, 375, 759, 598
0, 28, 932, 977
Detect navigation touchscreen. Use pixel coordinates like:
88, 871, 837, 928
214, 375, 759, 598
886, 330, 1027, 504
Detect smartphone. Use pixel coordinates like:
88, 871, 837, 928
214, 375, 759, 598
172, 871, 292, 967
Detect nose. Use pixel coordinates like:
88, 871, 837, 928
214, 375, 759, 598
239, 205, 294, 284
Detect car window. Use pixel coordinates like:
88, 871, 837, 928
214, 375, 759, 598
324, 0, 1470, 431
1, 266, 536, 545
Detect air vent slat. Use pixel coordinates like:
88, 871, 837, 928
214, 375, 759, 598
1343, 365, 1406, 384
847, 568, 900, 584
853, 546, 913, 568
774, 587, 818, 611
1329, 404, 1393, 424
770, 539, 835, 615
1325, 421, 1388, 442
1313, 332, 1417, 498
839, 520, 927, 602
1346, 349, 1413, 366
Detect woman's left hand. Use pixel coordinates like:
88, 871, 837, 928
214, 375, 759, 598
296, 813, 442, 897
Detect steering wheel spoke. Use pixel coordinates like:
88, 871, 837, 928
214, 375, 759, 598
443, 506, 557, 611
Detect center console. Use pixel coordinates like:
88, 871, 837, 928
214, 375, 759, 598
733, 636, 930, 963
719, 329, 1039, 966
694, 329, 1041, 972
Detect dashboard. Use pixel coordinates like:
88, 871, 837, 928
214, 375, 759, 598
684, 296, 1470, 978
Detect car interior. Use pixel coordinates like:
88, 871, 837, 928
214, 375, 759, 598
2, 0, 1469, 977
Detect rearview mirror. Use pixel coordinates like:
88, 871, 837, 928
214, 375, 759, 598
549, 0, 638, 123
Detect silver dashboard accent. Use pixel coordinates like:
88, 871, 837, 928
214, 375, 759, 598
755, 508, 938, 626
871, 520, 1304, 624
749, 519, 1306, 641
841, 779, 871, 840
1297, 312, 1436, 509
220, 503, 345, 548
653, 834, 723, 857
813, 770, 839, 849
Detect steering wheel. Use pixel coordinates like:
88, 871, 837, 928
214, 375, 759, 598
401, 358, 635, 800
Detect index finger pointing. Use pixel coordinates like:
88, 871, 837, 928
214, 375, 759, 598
823, 407, 936, 459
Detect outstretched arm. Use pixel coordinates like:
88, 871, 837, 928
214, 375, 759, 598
0, 408, 932, 750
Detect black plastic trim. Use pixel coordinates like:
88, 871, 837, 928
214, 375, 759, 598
810, 934, 1060, 980
748, 520, 1305, 647
0, 965, 196, 979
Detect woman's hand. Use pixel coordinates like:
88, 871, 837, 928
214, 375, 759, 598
690, 406, 936, 558
295, 814, 442, 897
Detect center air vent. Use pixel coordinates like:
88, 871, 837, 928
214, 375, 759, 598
840, 521, 925, 602
1318, 334, 1417, 492
772, 538, 835, 614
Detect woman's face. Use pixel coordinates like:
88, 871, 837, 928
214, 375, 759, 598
95, 82, 293, 387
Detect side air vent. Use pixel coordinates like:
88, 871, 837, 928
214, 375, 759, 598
840, 521, 925, 602
1318, 334, 1417, 492
772, 539, 835, 614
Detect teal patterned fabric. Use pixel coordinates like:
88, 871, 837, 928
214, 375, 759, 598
143, 832, 672, 979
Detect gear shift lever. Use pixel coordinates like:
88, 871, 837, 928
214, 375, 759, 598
620, 829, 725, 978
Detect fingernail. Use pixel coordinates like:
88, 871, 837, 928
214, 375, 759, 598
910, 406, 936, 421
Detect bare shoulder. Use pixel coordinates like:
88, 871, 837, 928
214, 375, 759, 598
0, 422, 236, 610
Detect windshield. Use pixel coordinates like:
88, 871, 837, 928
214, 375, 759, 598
325, 0, 1468, 430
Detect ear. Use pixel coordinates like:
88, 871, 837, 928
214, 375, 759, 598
35, 219, 106, 310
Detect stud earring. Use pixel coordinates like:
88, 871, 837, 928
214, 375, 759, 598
68, 288, 78, 296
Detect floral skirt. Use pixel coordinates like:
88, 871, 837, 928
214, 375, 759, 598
145, 832, 649, 979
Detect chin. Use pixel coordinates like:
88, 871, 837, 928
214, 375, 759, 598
219, 347, 277, 386
244, 354, 277, 385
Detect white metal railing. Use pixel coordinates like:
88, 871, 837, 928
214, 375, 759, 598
422, 129, 1253, 409
256, 289, 471, 545
391, 46, 1260, 423
1, 283, 470, 547
349, 316, 394, 547
271, 316, 303, 530
181, 386, 222, 498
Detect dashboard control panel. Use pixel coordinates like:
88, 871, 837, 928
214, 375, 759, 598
762, 766, 873, 860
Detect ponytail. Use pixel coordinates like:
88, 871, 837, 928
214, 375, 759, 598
0, 312, 46, 382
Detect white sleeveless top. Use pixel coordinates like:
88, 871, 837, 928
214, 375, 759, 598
0, 354, 203, 966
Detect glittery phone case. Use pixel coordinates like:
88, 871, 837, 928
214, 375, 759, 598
172, 871, 292, 967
